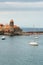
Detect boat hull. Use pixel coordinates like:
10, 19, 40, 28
1, 36, 5, 40
29, 42, 38, 46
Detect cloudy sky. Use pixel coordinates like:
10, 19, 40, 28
0, 0, 43, 28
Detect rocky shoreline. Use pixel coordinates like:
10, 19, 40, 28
16, 31, 43, 36
22, 31, 43, 35
1, 31, 43, 36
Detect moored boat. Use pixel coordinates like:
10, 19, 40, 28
29, 41, 38, 46
1, 36, 5, 40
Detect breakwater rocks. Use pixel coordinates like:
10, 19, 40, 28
21, 32, 43, 36
1, 31, 43, 36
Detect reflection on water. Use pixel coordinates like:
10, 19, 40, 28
0, 35, 43, 65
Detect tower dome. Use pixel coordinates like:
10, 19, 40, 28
10, 19, 14, 26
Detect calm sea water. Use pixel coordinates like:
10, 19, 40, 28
0, 34, 43, 65
22, 28, 43, 32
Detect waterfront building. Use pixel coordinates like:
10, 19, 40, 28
0, 24, 4, 34
0, 19, 22, 35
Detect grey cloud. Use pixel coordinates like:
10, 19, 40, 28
0, 7, 43, 11
0, 2, 43, 11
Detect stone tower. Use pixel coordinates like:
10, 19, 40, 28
9, 19, 14, 36
10, 19, 14, 26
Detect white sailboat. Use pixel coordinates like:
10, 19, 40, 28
29, 25, 38, 46
1, 36, 6, 40
29, 41, 38, 46
34, 33, 39, 39
34, 36, 39, 39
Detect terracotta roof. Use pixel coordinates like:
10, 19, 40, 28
0, 26, 2, 29
14, 25, 18, 28
5, 25, 18, 28
0, 24, 3, 26
4, 25, 10, 29
0, 24, 20, 30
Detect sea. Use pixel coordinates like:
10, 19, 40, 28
22, 28, 43, 32
0, 28, 43, 65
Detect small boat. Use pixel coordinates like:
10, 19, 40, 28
35, 36, 38, 39
1, 36, 5, 40
29, 25, 39, 46
29, 42, 38, 46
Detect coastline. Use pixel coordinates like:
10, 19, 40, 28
0, 19, 43, 36
1, 31, 43, 36
19, 31, 43, 35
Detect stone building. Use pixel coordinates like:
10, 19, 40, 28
0, 19, 22, 35
9, 19, 14, 36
